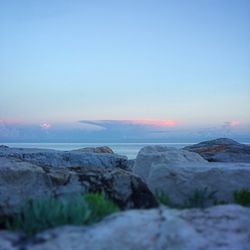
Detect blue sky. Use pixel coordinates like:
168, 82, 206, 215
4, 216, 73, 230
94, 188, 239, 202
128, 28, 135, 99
0, 0, 249, 142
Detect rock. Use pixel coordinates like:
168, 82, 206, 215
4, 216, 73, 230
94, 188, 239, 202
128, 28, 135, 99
69, 166, 158, 209
184, 138, 250, 162
147, 162, 250, 206
73, 146, 114, 154
133, 146, 250, 206
0, 145, 8, 149
179, 204, 250, 250
133, 145, 207, 181
0, 146, 128, 170
0, 157, 157, 216
1, 205, 249, 250
127, 159, 135, 172
0, 231, 22, 250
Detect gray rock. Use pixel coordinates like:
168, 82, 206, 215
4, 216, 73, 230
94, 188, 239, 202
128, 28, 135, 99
0, 146, 128, 170
0, 157, 157, 216
147, 162, 250, 206
133, 145, 250, 205
184, 138, 250, 162
127, 159, 135, 172
73, 146, 114, 154
1, 205, 249, 250
0, 231, 22, 250
133, 145, 207, 181
179, 204, 250, 250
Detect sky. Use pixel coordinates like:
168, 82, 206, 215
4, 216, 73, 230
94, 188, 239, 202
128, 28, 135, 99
0, 0, 250, 142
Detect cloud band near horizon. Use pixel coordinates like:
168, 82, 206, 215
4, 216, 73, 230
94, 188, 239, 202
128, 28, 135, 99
0, 119, 248, 143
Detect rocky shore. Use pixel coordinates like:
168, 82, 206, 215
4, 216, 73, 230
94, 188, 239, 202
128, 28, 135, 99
0, 138, 250, 250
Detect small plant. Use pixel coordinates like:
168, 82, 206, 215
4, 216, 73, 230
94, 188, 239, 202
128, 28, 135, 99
234, 189, 250, 206
155, 191, 173, 207
184, 187, 218, 208
155, 188, 219, 209
84, 193, 120, 223
6, 193, 119, 235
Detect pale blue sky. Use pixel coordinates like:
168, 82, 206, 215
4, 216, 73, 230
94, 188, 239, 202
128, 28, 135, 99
0, 0, 250, 141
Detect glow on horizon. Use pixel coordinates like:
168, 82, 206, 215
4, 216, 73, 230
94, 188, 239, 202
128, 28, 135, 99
0, 119, 245, 129
0, 0, 249, 140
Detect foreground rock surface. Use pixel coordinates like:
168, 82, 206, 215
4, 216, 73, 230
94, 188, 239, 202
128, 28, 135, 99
184, 138, 250, 162
134, 146, 250, 205
0, 146, 128, 170
1, 205, 249, 250
0, 157, 157, 216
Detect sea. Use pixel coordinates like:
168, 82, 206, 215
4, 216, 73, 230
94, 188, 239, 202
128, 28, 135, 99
3, 142, 194, 159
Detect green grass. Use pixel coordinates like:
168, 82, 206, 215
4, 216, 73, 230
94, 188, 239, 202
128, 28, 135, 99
234, 189, 250, 206
155, 187, 218, 209
184, 188, 218, 208
6, 193, 119, 235
155, 191, 173, 207
156, 188, 250, 208
84, 193, 120, 224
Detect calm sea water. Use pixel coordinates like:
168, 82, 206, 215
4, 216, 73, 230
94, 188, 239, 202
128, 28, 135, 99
3, 142, 194, 159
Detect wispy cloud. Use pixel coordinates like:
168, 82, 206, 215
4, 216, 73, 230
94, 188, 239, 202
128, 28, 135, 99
79, 119, 177, 129
0, 119, 249, 143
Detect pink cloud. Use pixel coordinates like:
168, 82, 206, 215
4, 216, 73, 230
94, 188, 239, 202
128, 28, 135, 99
80, 119, 177, 128
40, 123, 51, 129
229, 120, 240, 127
129, 119, 177, 127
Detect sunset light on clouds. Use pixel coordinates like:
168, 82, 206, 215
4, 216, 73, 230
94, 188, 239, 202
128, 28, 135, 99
0, 0, 249, 142
1, 2, 250, 248
129, 120, 177, 127
0, 118, 249, 142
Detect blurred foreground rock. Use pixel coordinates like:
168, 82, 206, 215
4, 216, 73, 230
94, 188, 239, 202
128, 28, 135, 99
0, 205, 249, 250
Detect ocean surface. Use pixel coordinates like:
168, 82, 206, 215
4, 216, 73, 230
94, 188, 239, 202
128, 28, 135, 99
3, 142, 194, 159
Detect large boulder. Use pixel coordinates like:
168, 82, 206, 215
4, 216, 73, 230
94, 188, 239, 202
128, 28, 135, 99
0, 157, 157, 216
133, 146, 207, 181
0, 146, 128, 170
1, 205, 249, 250
133, 146, 250, 205
184, 138, 250, 162
147, 161, 250, 206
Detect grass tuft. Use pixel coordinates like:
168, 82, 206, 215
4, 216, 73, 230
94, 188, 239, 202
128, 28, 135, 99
234, 189, 250, 206
184, 188, 218, 208
6, 193, 119, 235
